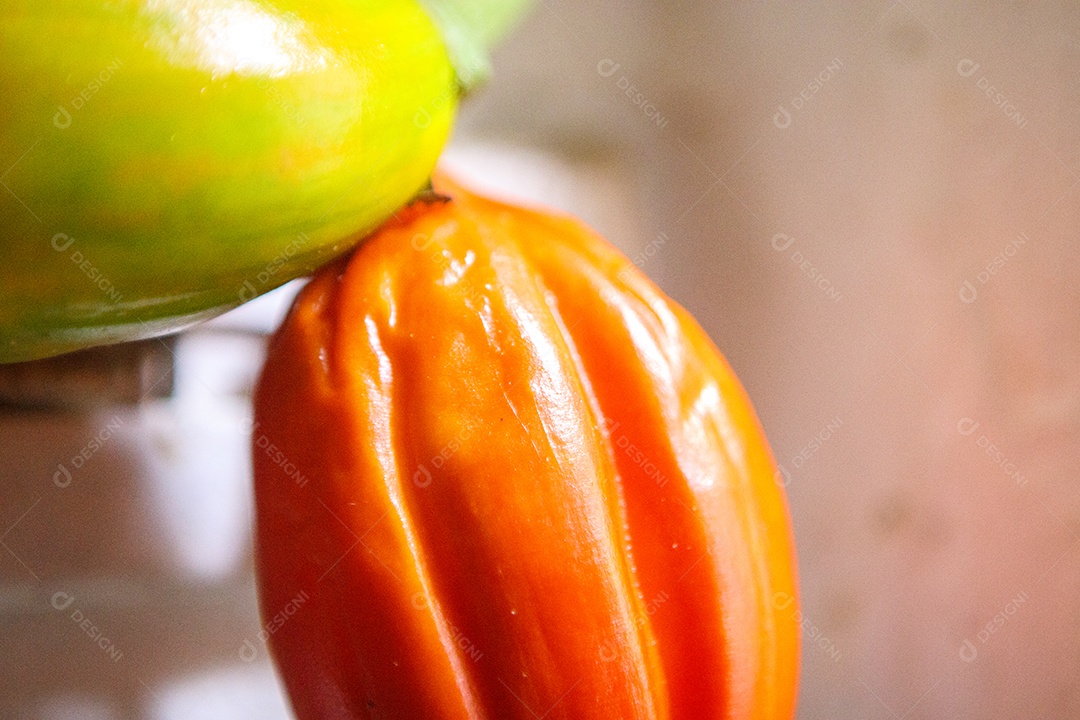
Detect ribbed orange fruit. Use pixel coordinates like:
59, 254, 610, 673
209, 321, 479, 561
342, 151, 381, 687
252, 174, 799, 719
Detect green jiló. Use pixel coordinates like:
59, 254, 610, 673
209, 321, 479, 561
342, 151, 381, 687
0, 0, 459, 363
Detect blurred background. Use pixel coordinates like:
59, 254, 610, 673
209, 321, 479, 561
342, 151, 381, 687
3, 1, 1080, 717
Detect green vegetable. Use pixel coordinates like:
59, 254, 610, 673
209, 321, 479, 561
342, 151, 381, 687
1, 0, 459, 362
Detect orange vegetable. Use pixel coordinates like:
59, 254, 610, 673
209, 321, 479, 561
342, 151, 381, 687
252, 175, 800, 719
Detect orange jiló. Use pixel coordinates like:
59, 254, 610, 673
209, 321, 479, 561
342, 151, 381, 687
252, 174, 800, 719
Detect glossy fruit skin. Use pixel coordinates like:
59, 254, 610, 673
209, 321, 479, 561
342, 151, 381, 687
0, 0, 456, 363
253, 176, 800, 719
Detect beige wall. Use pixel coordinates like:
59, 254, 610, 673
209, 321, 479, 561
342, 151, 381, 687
458, 2, 1080, 717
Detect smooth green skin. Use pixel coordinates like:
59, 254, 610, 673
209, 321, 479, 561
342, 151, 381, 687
0, 0, 457, 362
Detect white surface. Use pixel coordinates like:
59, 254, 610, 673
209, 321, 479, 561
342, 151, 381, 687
0, 329, 282, 719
